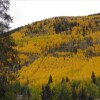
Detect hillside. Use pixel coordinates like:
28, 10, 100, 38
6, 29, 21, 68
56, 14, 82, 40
10, 14, 100, 86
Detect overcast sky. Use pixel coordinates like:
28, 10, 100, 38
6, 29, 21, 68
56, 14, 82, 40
10, 0, 100, 29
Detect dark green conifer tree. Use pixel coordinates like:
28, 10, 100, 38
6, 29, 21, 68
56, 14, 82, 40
41, 84, 52, 100
91, 72, 96, 84
48, 75, 53, 84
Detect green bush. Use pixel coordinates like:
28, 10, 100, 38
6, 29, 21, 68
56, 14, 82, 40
52, 83, 72, 100
31, 86, 41, 100
86, 82, 97, 100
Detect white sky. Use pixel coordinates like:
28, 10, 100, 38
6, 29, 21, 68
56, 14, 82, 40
10, 0, 100, 29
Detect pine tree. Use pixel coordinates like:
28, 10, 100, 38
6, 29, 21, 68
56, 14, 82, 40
0, 0, 12, 34
71, 81, 78, 100
78, 86, 87, 100
72, 86, 77, 100
41, 84, 52, 100
0, 0, 19, 99
66, 76, 70, 83
48, 75, 53, 84
61, 77, 65, 84
91, 72, 96, 84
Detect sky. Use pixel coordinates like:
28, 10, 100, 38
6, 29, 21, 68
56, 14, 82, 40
10, 0, 100, 29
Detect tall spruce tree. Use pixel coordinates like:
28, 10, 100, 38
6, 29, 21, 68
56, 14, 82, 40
48, 75, 53, 85
0, 0, 12, 34
91, 72, 96, 84
41, 84, 52, 100
0, 0, 18, 99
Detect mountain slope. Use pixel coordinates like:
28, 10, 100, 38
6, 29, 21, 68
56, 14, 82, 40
10, 14, 100, 86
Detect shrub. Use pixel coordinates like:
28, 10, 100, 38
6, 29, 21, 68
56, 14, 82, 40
86, 82, 97, 100
30, 86, 40, 100
52, 83, 72, 100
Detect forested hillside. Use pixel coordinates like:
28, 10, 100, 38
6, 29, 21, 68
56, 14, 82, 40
9, 14, 100, 86
2, 13, 99, 99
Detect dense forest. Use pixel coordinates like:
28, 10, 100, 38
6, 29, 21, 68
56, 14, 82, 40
0, 1, 100, 99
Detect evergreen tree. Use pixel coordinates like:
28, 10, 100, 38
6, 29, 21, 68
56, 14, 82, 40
0, 0, 12, 34
61, 77, 65, 85
66, 76, 70, 83
91, 72, 96, 84
72, 86, 77, 100
78, 86, 87, 100
71, 80, 79, 100
0, 0, 19, 99
48, 75, 53, 84
41, 84, 52, 100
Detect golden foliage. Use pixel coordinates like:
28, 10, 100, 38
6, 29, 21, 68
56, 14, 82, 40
10, 15, 100, 86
